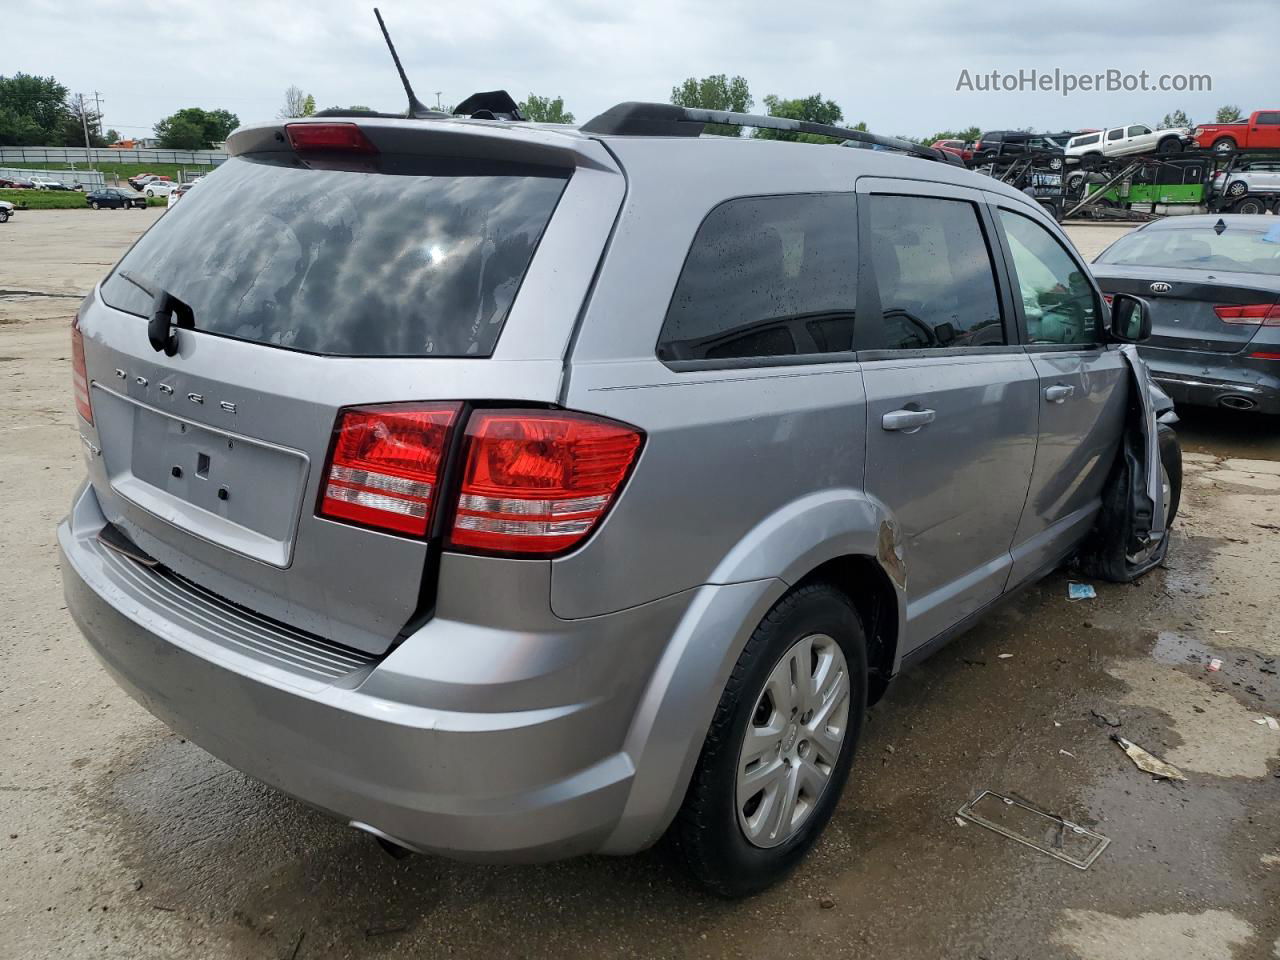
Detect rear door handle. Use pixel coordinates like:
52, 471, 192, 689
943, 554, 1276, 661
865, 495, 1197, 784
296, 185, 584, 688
1044, 384, 1076, 403
882, 408, 936, 432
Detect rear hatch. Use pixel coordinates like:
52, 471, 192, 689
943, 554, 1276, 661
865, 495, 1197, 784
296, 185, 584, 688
1093, 265, 1278, 354
75, 118, 623, 654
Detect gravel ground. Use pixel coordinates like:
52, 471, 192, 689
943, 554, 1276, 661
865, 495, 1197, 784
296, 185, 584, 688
2, 210, 1278, 959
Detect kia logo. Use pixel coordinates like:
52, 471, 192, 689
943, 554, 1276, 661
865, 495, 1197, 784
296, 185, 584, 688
1149, 282, 1173, 294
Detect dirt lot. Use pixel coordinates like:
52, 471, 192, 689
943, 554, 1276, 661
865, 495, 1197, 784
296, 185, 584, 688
2, 211, 1279, 959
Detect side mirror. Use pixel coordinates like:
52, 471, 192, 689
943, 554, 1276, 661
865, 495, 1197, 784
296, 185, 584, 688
1108, 292, 1152, 343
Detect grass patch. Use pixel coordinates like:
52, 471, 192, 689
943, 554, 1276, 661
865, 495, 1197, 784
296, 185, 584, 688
0, 189, 166, 210
1, 160, 216, 183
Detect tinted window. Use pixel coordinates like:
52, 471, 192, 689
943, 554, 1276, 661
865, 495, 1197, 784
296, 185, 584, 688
1128, 125, 1150, 136
984, 132, 1003, 142
1107, 128, 1124, 141
1096, 222, 1280, 277
1073, 134, 1101, 147
1256, 112, 1280, 124
100, 154, 569, 358
999, 210, 1100, 345
657, 194, 858, 363
861, 194, 1004, 351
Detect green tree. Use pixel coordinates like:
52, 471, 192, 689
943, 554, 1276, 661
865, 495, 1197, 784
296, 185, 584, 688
154, 107, 241, 149
1159, 109, 1192, 129
105, 128, 121, 144
670, 74, 752, 136
60, 96, 107, 147
0, 73, 72, 145
929, 125, 981, 143
302, 94, 316, 117
756, 93, 844, 143
1215, 104, 1243, 123
519, 94, 574, 124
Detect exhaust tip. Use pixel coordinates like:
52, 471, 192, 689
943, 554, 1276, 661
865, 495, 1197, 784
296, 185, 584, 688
1218, 395, 1257, 411
350, 820, 416, 860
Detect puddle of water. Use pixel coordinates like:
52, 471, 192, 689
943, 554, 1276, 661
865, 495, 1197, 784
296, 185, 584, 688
1150, 630, 1215, 668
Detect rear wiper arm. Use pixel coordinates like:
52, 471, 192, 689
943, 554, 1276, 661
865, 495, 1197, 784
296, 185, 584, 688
118, 270, 194, 357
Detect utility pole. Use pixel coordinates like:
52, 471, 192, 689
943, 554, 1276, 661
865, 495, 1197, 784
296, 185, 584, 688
77, 93, 92, 149
434, 91, 443, 110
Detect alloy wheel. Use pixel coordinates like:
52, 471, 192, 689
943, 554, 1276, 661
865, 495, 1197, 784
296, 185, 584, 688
736, 633, 850, 848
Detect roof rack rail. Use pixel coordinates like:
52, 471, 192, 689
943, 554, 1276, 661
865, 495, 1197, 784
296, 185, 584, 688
580, 101, 960, 165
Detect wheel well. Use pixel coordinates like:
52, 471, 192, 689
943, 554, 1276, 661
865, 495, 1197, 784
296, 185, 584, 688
796, 555, 899, 704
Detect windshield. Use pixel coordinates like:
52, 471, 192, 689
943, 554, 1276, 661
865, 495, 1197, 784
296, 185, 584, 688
1096, 222, 1280, 277
100, 153, 569, 357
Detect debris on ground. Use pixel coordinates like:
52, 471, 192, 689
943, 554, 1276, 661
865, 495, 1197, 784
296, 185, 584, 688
998, 653, 1014, 659
1059, 749, 1076, 758
1112, 735, 1187, 781
1091, 709, 1123, 728
1068, 583, 1097, 600
819, 897, 836, 910
956, 790, 1109, 869
1251, 716, 1280, 731
1207, 658, 1224, 673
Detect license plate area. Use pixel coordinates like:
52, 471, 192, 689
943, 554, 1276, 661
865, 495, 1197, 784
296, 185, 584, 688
93, 386, 309, 567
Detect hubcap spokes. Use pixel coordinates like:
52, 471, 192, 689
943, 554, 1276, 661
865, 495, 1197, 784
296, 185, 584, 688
736, 633, 850, 848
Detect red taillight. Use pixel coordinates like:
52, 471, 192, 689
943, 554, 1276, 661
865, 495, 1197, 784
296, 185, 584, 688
1249, 351, 1280, 360
319, 403, 461, 536
71, 314, 92, 424
285, 122, 378, 154
448, 410, 643, 556
1214, 303, 1280, 325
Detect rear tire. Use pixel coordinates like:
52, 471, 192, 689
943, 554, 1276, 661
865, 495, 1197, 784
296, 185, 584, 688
1213, 137, 1238, 155
1157, 137, 1183, 154
674, 583, 867, 898
1078, 424, 1181, 583
1235, 197, 1267, 215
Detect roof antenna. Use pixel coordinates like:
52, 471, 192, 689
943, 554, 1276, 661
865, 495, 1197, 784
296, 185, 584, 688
373, 8, 448, 119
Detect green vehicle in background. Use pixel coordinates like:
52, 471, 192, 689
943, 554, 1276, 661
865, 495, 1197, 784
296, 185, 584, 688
1066, 156, 1210, 216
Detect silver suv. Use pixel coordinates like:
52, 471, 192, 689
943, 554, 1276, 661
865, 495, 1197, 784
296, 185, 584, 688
59, 101, 1180, 897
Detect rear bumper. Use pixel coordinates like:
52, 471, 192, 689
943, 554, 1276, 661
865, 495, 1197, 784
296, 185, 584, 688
1141, 349, 1280, 414
60, 482, 777, 860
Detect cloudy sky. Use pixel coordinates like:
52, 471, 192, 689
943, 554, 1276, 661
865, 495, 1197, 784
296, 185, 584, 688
15, 0, 1277, 139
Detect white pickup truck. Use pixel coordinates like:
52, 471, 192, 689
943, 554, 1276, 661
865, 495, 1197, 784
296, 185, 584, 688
1066, 124, 1192, 165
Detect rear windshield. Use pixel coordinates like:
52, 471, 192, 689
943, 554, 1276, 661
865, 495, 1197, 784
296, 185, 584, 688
1096, 222, 1280, 277
100, 154, 569, 357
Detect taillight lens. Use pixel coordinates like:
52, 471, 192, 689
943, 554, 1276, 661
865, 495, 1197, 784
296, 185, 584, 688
1214, 303, 1280, 325
71, 313, 93, 424
285, 122, 377, 154
449, 410, 643, 556
319, 403, 461, 536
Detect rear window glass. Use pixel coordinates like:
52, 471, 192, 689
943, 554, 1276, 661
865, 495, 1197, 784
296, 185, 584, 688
1096, 223, 1280, 277
656, 193, 858, 363
100, 154, 569, 357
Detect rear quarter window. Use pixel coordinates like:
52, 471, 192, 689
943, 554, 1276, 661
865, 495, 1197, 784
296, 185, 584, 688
100, 154, 569, 358
656, 193, 859, 364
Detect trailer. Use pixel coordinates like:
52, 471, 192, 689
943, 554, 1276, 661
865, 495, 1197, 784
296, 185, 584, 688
971, 150, 1066, 220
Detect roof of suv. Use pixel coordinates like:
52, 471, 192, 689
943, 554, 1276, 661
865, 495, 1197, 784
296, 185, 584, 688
228, 114, 1045, 215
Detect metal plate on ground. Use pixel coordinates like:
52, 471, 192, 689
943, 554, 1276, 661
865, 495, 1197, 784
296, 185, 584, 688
957, 790, 1110, 870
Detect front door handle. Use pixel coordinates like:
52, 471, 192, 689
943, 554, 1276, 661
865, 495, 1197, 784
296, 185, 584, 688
882, 408, 936, 432
1044, 384, 1076, 403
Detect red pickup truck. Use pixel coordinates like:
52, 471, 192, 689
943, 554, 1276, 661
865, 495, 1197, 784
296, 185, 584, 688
1193, 110, 1280, 153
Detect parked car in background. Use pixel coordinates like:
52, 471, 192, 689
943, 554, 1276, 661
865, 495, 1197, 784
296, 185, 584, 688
1066, 124, 1191, 165
1093, 215, 1280, 414
930, 139, 974, 163
85, 188, 147, 210
1211, 159, 1280, 215
0, 200, 15, 222
127, 173, 171, 192
60, 108, 1180, 898
972, 131, 1065, 169
30, 176, 72, 191
167, 182, 196, 207
1193, 110, 1280, 154
144, 180, 178, 198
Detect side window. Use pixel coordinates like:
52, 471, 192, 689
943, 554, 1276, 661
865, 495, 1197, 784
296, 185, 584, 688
657, 194, 858, 363
1107, 128, 1124, 141
1129, 125, 1151, 137
861, 194, 1005, 351
998, 209, 1100, 346
1255, 111, 1280, 125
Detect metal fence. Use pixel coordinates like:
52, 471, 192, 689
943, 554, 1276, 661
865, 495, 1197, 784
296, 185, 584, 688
1, 166, 106, 189
0, 146, 228, 166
